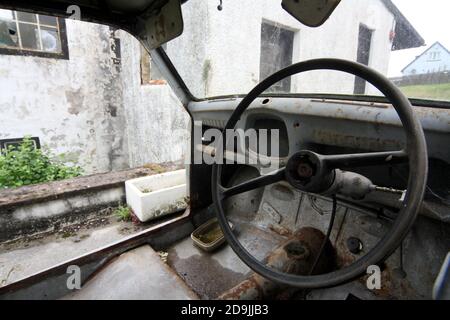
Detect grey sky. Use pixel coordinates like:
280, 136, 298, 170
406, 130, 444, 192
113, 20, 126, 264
388, 0, 450, 76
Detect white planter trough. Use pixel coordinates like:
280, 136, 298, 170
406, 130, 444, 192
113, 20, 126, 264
125, 169, 187, 222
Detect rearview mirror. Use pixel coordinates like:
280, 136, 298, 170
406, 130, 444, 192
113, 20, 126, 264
282, 0, 341, 27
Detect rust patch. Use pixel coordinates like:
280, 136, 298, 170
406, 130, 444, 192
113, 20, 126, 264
313, 129, 402, 151
148, 79, 167, 85
167, 250, 247, 299
219, 228, 337, 300
268, 224, 293, 237
219, 277, 263, 300
311, 99, 390, 109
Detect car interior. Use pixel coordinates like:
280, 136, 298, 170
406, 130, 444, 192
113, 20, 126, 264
0, 0, 448, 301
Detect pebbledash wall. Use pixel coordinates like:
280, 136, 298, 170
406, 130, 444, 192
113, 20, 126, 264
0, 20, 190, 174
168, 0, 397, 98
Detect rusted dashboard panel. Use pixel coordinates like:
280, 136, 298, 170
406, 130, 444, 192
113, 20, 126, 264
189, 97, 450, 222
190, 97, 450, 162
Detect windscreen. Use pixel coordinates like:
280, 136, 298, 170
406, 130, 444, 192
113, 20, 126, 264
166, 0, 450, 102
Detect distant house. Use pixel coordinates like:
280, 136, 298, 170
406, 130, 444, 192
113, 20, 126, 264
402, 42, 450, 76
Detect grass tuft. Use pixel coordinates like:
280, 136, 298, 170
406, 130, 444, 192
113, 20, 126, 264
114, 205, 132, 222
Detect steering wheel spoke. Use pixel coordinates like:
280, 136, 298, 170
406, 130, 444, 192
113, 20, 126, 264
323, 150, 407, 169
220, 167, 286, 199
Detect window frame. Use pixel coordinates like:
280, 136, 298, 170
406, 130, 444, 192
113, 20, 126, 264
428, 51, 441, 62
0, 137, 41, 155
0, 11, 69, 60
354, 23, 374, 94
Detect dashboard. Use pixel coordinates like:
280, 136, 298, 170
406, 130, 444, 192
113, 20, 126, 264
189, 96, 450, 223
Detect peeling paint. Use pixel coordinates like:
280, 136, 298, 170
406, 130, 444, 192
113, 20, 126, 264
1, 20, 189, 175
66, 89, 85, 115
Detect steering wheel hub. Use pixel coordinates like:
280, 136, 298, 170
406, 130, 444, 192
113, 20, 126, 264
286, 151, 334, 193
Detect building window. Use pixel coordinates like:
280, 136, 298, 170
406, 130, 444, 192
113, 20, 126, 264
260, 22, 294, 93
0, 9, 68, 59
0, 137, 41, 155
428, 51, 440, 61
140, 44, 167, 85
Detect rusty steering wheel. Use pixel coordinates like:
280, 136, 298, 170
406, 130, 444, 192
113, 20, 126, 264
211, 58, 428, 288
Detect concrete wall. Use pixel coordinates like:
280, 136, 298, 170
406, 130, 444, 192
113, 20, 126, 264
0, 21, 129, 174
0, 20, 190, 174
168, 0, 395, 97
119, 31, 190, 168
403, 42, 450, 76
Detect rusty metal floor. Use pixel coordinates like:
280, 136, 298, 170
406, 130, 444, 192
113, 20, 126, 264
166, 222, 288, 299
61, 221, 286, 300
63, 245, 199, 300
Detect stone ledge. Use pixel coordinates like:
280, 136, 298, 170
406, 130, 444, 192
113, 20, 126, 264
0, 162, 184, 242
0, 162, 182, 210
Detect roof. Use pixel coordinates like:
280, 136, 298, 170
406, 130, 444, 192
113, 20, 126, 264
401, 41, 450, 73
381, 0, 425, 51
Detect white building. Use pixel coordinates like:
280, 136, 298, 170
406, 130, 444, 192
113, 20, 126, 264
402, 42, 450, 76
0, 0, 422, 174
0, 15, 190, 174
167, 0, 423, 96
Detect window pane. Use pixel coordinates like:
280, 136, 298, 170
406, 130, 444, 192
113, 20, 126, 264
19, 23, 40, 50
0, 10, 19, 47
16, 12, 37, 23
41, 26, 61, 53
39, 15, 57, 27
260, 23, 294, 93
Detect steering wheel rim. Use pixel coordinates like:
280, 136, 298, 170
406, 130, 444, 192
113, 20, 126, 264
211, 58, 428, 289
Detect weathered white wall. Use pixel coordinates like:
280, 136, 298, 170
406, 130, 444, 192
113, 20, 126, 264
166, 0, 210, 98
119, 31, 190, 167
0, 20, 129, 173
0, 20, 190, 174
169, 0, 395, 97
